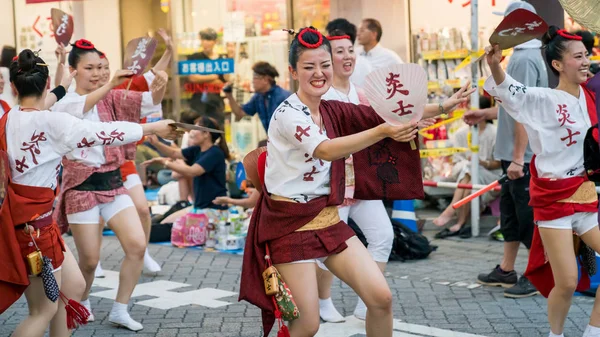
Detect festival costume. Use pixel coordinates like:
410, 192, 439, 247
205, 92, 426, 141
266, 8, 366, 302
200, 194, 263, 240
484, 72, 598, 297
0, 107, 143, 313
239, 95, 424, 335
0, 99, 9, 118
51, 89, 160, 230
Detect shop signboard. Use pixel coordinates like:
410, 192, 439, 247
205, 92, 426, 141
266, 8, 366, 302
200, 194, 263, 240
178, 58, 235, 75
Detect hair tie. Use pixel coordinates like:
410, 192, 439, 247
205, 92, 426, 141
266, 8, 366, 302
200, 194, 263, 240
98, 52, 106, 59
298, 27, 323, 49
326, 35, 350, 41
557, 29, 582, 41
74, 39, 95, 50
12, 56, 18, 61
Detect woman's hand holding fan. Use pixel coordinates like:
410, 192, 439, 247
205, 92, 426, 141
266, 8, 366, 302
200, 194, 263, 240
110, 69, 135, 88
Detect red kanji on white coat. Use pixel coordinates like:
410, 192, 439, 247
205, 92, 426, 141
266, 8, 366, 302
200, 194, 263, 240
556, 104, 575, 127
561, 128, 580, 147
303, 166, 318, 181
20, 130, 47, 165
294, 125, 311, 142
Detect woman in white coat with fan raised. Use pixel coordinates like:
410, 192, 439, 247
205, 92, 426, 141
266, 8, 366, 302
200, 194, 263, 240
238, 26, 475, 337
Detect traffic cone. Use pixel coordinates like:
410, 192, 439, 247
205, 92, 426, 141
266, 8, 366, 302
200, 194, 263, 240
391, 200, 418, 232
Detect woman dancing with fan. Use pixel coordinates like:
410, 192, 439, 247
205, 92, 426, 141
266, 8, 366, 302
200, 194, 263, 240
239, 27, 473, 337
92, 28, 174, 277
0, 49, 177, 337
50, 39, 169, 331
484, 27, 600, 337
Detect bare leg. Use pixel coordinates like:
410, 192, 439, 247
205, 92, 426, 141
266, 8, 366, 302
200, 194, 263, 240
49, 246, 85, 337
11, 271, 62, 337
275, 262, 321, 337
500, 241, 521, 272
433, 175, 471, 227
127, 183, 161, 273
106, 207, 146, 304
326, 237, 393, 337
70, 224, 103, 301
538, 227, 577, 335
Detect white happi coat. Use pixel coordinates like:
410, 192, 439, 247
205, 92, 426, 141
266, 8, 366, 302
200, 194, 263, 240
484, 73, 593, 179
5, 108, 142, 190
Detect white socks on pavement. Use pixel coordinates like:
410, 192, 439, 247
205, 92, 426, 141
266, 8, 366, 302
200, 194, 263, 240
108, 302, 143, 331
583, 325, 600, 337
353, 297, 367, 321
318, 298, 345, 323
94, 262, 105, 278
81, 299, 94, 322
144, 248, 162, 273
548, 332, 563, 337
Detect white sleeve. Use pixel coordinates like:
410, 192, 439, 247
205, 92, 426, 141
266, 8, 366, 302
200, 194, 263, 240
47, 112, 143, 155
483, 73, 548, 126
273, 105, 329, 157
49, 93, 88, 119
140, 91, 162, 118
143, 71, 156, 86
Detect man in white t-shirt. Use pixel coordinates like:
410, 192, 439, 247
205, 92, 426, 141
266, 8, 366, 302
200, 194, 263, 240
356, 18, 403, 71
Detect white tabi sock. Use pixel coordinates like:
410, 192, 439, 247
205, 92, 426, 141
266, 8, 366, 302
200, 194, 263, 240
548, 332, 564, 337
583, 324, 600, 337
143, 248, 162, 273
318, 297, 345, 323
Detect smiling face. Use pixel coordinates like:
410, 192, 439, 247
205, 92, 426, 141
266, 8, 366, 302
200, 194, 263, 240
330, 38, 355, 79
70, 52, 102, 93
552, 40, 590, 85
289, 47, 333, 98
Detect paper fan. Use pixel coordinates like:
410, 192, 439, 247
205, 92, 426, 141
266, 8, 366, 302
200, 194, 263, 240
51, 8, 74, 46
363, 64, 427, 125
243, 147, 267, 193
123, 37, 158, 76
488, 9, 547, 50
559, 0, 600, 34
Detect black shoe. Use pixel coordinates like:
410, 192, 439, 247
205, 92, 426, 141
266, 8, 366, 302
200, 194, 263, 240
504, 276, 540, 298
477, 265, 518, 288
459, 226, 472, 239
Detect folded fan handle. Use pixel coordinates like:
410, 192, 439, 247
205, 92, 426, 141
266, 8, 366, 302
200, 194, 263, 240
452, 175, 508, 209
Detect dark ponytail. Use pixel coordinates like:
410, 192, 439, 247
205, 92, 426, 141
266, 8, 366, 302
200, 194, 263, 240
199, 116, 231, 160
68, 39, 99, 68
542, 25, 584, 77
9, 49, 49, 98
287, 26, 331, 70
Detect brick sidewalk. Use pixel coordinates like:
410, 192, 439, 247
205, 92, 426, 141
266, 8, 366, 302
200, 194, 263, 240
0, 231, 594, 337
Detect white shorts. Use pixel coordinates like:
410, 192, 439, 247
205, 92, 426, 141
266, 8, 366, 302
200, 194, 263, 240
123, 174, 142, 189
67, 194, 135, 225
536, 212, 598, 236
288, 256, 328, 266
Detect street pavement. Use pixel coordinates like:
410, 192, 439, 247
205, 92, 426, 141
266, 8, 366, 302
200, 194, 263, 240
0, 220, 596, 337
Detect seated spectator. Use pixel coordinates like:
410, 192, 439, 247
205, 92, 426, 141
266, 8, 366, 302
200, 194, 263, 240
143, 116, 230, 217
434, 96, 502, 238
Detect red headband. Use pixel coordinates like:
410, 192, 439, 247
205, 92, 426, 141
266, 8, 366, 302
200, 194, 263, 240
557, 29, 582, 41
12, 56, 18, 61
298, 27, 323, 49
98, 51, 106, 59
326, 35, 350, 41
74, 39, 95, 50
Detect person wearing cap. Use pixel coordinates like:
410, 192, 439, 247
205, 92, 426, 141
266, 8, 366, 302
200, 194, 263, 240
464, 0, 547, 299
224, 61, 291, 132
187, 28, 228, 126
355, 18, 403, 71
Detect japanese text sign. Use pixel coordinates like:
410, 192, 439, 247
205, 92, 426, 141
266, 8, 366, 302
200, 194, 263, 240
363, 64, 428, 125
178, 59, 235, 75
489, 8, 548, 50
123, 37, 158, 76
51, 8, 73, 46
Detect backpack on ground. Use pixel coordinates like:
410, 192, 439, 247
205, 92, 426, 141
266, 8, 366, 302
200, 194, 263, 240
389, 220, 437, 262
